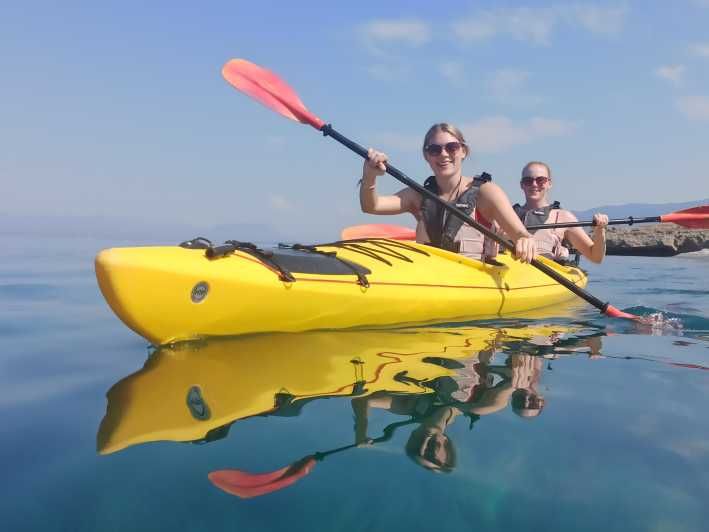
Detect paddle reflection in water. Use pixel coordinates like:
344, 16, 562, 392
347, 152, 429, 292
96, 323, 702, 499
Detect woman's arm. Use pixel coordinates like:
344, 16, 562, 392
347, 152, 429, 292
351, 397, 371, 445
359, 148, 419, 215
564, 213, 608, 264
476, 182, 536, 263
466, 384, 515, 416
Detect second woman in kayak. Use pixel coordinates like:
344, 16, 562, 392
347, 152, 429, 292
359, 123, 537, 263
515, 161, 608, 263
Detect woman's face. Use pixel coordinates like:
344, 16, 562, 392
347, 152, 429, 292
521, 163, 552, 202
416, 430, 452, 470
423, 130, 467, 181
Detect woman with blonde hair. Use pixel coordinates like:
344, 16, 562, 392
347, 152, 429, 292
514, 161, 608, 263
360, 123, 537, 263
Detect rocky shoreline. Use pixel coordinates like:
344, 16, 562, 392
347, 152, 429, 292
604, 225, 709, 256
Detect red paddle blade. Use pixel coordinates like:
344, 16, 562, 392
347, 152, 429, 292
222, 59, 325, 130
659, 205, 709, 229
208, 456, 317, 499
604, 305, 640, 320
671, 362, 709, 371
341, 224, 416, 240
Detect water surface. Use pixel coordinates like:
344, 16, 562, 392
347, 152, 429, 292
2, 236, 708, 532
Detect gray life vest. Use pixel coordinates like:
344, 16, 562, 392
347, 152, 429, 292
512, 201, 561, 232
513, 201, 575, 261
421, 173, 492, 254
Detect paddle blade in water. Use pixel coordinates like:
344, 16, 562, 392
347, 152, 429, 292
222, 59, 325, 130
670, 362, 709, 371
208, 456, 317, 498
341, 224, 416, 240
604, 305, 640, 320
660, 205, 709, 229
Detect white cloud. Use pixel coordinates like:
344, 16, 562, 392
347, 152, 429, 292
529, 117, 577, 136
439, 61, 466, 87
366, 63, 409, 82
691, 0, 709, 7
655, 65, 685, 86
0, 374, 104, 407
369, 131, 422, 151
269, 195, 293, 211
487, 68, 531, 99
676, 95, 709, 121
453, 8, 557, 46
358, 19, 429, 79
369, 116, 579, 155
664, 438, 709, 460
452, 4, 628, 45
689, 42, 709, 57
570, 4, 628, 34
461, 116, 579, 154
359, 19, 431, 52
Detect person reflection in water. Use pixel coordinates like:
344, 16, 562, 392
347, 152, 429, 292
352, 393, 460, 473
508, 354, 546, 418
351, 348, 548, 473
436, 351, 546, 419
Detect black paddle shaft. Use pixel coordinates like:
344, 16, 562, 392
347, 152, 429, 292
320, 124, 610, 313
526, 216, 662, 230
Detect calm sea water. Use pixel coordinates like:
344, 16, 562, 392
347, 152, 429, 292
2, 235, 708, 532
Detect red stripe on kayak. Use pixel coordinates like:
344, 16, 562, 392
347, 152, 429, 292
289, 277, 585, 290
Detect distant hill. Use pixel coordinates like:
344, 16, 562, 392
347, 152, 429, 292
573, 199, 709, 220
0, 214, 285, 245
2, 198, 706, 244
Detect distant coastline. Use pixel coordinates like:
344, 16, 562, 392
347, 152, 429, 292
573, 198, 709, 220
2, 198, 707, 253
605, 226, 708, 257
0, 214, 286, 245
571, 199, 708, 257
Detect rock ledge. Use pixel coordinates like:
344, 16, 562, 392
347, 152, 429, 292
605, 226, 708, 256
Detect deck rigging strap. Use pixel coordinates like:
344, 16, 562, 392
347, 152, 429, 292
315, 238, 430, 266
206, 240, 296, 282
183, 236, 428, 285
287, 243, 370, 287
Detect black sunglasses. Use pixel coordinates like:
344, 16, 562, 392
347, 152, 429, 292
424, 142, 464, 156
521, 176, 549, 186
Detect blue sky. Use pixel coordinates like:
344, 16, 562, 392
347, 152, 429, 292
2, 1, 709, 240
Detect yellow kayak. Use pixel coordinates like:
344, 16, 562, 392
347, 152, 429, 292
97, 324, 574, 455
95, 238, 587, 345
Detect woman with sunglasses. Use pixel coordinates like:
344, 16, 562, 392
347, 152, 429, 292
514, 162, 608, 263
360, 123, 537, 263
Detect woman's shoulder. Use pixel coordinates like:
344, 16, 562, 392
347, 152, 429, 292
554, 208, 578, 222
397, 186, 424, 212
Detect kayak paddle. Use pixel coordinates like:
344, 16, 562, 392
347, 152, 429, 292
208, 419, 411, 498
342, 205, 709, 239
341, 223, 416, 241
221, 58, 639, 321
527, 205, 709, 230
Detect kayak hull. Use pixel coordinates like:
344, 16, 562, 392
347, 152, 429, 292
95, 239, 587, 345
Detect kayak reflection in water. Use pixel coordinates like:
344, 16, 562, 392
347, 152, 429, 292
513, 161, 609, 264
359, 122, 537, 263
